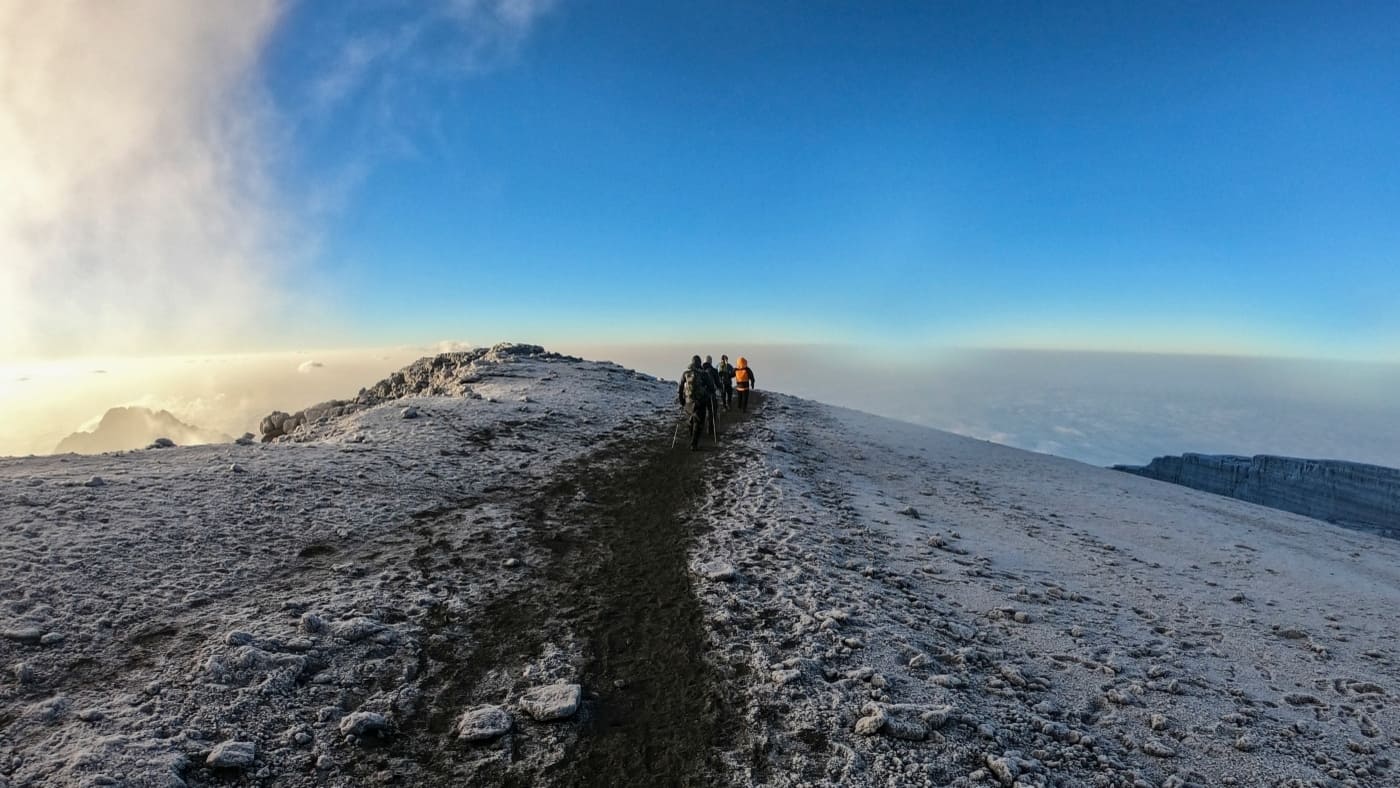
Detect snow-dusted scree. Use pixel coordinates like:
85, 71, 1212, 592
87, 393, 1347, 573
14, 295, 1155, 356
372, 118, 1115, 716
2, 344, 1398, 787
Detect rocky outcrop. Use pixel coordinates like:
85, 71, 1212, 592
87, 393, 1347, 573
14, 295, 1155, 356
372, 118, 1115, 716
258, 342, 558, 441
1115, 453, 1400, 535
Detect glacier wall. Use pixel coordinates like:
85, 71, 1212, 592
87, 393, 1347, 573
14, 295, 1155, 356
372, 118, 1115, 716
1114, 454, 1400, 536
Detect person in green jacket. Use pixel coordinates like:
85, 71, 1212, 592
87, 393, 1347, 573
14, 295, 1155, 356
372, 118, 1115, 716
717, 355, 735, 410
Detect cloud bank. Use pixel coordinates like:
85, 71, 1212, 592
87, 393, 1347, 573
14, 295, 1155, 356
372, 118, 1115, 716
0, 1, 562, 362
0, 1, 294, 360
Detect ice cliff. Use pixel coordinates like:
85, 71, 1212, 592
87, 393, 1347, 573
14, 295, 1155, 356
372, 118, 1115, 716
1114, 453, 1400, 536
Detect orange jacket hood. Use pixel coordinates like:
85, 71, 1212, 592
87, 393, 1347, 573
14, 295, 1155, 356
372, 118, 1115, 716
736, 357, 747, 368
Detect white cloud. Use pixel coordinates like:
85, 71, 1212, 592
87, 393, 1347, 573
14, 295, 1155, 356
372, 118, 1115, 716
0, 1, 558, 363
0, 1, 292, 360
297, 360, 325, 373
312, 0, 558, 114
436, 340, 477, 353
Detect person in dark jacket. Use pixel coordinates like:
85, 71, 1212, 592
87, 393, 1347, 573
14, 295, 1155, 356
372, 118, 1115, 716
702, 356, 723, 412
733, 356, 756, 412
678, 355, 715, 450
717, 355, 735, 410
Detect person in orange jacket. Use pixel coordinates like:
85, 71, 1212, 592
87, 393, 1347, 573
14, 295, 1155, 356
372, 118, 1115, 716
733, 357, 756, 412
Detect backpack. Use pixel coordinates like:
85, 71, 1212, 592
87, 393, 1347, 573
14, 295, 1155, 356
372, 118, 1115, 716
734, 367, 752, 387
683, 369, 709, 402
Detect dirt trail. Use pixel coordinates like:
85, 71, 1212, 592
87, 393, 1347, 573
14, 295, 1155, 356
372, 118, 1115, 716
373, 402, 754, 785
556, 408, 750, 786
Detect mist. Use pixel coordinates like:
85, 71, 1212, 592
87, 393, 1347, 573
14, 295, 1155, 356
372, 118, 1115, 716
0, 1, 299, 360
4, 341, 1398, 467
0, 347, 424, 457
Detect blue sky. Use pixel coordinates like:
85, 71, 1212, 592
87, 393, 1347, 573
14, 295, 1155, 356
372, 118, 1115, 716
253, 1, 1400, 358
8, 1, 1395, 361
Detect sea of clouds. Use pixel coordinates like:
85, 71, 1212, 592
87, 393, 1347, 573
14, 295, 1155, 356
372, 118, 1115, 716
5, 344, 1397, 468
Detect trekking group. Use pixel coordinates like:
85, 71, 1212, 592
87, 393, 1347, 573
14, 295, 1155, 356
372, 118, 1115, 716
677, 354, 756, 451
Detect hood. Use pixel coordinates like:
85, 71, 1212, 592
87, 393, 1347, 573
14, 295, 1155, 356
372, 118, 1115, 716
736, 357, 747, 368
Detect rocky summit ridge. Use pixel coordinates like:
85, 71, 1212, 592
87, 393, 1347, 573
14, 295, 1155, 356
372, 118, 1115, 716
258, 342, 580, 442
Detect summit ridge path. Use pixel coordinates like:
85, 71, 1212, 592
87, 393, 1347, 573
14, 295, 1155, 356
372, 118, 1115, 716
381, 405, 754, 786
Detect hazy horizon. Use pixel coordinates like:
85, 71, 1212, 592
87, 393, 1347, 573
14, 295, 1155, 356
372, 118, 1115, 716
6, 342, 1397, 470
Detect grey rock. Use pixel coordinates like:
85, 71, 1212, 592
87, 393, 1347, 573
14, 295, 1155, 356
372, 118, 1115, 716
1142, 739, 1177, 758
331, 617, 383, 641
299, 612, 326, 634
338, 711, 390, 737
259, 411, 293, 441
2, 627, 44, 644
147, 437, 176, 449
921, 705, 957, 729
456, 705, 513, 741
944, 621, 977, 641
694, 560, 736, 582
882, 714, 927, 740
84, 476, 105, 488
985, 754, 1019, 785
519, 683, 581, 721
771, 668, 801, 685
207, 740, 257, 769
854, 710, 886, 736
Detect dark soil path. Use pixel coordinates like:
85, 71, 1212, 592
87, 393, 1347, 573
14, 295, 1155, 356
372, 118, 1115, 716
554, 407, 749, 786
375, 401, 754, 785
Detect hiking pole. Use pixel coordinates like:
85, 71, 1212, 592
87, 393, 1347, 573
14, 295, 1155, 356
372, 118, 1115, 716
671, 419, 680, 449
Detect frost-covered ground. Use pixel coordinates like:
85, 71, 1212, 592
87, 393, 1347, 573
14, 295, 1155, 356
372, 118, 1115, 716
694, 400, 1400, 787
2, 347, 1397, 787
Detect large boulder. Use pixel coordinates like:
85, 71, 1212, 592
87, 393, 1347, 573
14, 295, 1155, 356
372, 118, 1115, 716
259, 411, 291, 442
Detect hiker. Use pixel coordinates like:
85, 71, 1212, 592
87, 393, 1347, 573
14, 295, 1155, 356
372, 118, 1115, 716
717, 354, 735, 410
734, 356, 756, 412
678, 355, 716, 450
702, 355, 724, 412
